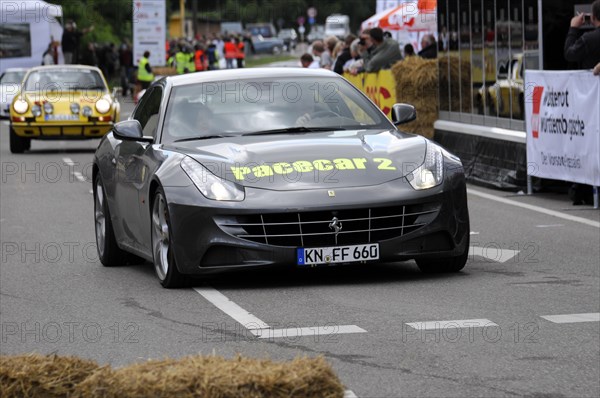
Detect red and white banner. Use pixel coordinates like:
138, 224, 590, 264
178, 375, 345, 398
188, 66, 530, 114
525, 70, 600, 186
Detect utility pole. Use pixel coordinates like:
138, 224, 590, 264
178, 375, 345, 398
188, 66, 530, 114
192, 0, 198, 39
180, 0, 185, 38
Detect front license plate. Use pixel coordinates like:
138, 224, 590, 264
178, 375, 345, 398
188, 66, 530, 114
297, 243, 379, 266
45, 114, 79, 121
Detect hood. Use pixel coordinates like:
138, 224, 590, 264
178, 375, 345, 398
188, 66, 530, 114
166, 129, 427, 191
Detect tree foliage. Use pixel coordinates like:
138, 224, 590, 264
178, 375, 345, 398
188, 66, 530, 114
52, 0, 133, 44
52, 0, 375, 45
193, 0, 374, 33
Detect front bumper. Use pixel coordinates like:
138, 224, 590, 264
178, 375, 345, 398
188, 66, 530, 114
164, 167, 469, 275
11, 122, 113, 138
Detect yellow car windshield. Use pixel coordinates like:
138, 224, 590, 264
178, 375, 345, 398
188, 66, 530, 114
24, 69, 106, 91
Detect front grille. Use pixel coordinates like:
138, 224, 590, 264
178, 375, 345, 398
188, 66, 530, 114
217, 203, 440, 247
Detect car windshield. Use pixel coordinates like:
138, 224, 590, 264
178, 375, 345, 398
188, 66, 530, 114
0, 71, 26, 85
23, 69, 106, 91
162, 76, 393, 143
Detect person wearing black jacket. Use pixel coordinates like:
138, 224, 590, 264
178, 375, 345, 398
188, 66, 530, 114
564, 0, 600, 205
564, 0, 600, 69
333, 34, 356, 74
418, 34, 438, 59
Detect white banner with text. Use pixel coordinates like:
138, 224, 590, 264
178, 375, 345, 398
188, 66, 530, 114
132, 0, 166, 67
525, 70, 600, 186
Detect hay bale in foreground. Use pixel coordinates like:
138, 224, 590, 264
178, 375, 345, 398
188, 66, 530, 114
391, 56, 439, 139
0, 353, 344, 398
0, 353, 100, 398
74, 355, 344, 398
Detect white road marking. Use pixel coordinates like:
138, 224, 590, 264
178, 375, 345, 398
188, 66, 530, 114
73, 171, 86, 182
344, 390, 359, 398
194, 286, 269, 330
406, 319, 498, 330
468, 188, 600, 228
535, 224, 564, 228
469, 246, 519, 263
193, 286, 367, 338
470, 231, 480, 235
253, 325, 367, 339
62, 157, 75, 166
540, 313, 600, 324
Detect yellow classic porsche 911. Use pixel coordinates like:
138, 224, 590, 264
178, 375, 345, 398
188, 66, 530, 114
9, 65, 120, 153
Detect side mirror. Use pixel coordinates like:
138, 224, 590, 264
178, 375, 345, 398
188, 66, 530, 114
391, 103, 417, 125
113, 120, 153, 142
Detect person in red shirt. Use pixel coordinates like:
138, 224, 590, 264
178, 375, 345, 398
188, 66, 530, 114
223, 37, 237, 69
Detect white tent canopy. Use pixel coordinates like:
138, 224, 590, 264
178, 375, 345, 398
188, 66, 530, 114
361, 2, 436, 32
0, 0, 63, 74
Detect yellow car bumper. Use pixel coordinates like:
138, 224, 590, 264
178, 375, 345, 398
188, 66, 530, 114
11, 122, 113, 138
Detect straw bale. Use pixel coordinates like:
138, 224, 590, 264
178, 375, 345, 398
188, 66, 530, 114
0, 353, 100, 398
73, 355, 344, 398
390, 55, 471, 138
438, 55, 472, 113
391, 57, 439, 139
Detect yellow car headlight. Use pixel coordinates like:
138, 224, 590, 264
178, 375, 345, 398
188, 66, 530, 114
95, 99, 110, 114
13, 99, 29, 114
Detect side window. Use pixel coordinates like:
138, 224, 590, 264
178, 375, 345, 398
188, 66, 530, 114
132, 87, 162, 138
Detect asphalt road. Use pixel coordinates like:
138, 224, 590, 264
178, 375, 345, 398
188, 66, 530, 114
1, 99, 599, 397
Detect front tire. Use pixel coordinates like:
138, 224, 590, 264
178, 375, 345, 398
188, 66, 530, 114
151, 188, 186, 288
416, 235, 469, 273
9, 126, 29, 153
94, 174, 130, 266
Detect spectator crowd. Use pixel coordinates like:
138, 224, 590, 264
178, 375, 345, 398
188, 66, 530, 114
300, 27, 438, 75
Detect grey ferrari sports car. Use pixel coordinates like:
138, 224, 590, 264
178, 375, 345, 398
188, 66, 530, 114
93, 68, 469, 288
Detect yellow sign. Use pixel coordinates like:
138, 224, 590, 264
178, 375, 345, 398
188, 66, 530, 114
344, 70, 397, 119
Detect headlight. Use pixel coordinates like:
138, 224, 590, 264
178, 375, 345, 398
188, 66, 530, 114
82, 106, 93, 117
32, 104, 42, 117
181, 157, 245, 201
408, 142, 444, 190
95, 98, 110, 113
43, 102, 53, 114
13, 99, 28, 114
70, 102, 80, 114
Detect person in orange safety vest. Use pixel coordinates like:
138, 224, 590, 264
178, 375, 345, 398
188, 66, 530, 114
194, 44, 207, 72
236, 37, 245, 68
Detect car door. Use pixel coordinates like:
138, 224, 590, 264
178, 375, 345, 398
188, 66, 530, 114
113, 86, 163, 253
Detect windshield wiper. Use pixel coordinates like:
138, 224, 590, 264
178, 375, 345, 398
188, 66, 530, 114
241, 126, 344, 136
174, 134, 236, 142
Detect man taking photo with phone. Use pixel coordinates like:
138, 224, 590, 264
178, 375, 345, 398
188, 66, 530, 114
564, 0, 600, 69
